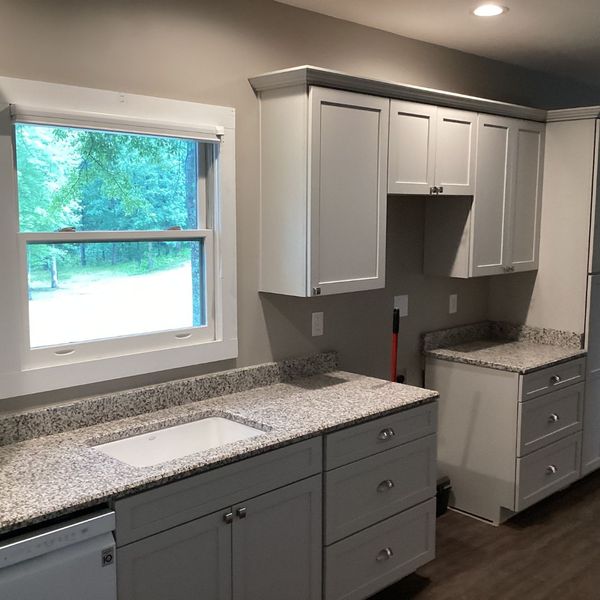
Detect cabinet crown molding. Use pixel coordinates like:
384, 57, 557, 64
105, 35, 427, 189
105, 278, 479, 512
249, 65, 548, 123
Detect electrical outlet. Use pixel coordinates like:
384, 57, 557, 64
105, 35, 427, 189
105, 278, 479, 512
394, 295, 409, 317
311, 312, 324, 336
449, 294, 458, 314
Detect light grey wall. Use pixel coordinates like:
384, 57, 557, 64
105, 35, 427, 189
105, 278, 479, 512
1, 0, 598, 411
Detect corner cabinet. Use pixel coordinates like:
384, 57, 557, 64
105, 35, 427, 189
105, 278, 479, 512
425, 115, 545, 278
388, 100, 476, 196
258, 85, 389, 297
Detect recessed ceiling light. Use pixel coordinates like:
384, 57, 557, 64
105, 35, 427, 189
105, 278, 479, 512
472, 3, 508, 17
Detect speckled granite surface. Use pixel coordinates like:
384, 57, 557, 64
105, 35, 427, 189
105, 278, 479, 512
0, 352, 338, 447
0, 369, 437, 535
426, 340, 585, 373
423, 321, 583, 353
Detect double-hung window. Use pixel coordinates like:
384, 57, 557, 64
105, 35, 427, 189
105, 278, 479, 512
0, 77, 237, 398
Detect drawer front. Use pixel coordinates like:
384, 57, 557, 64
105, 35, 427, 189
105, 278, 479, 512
325, 402, 437, 470
515, 433, 581, 512
324, 499, 436, 600
520, 358, 585, 402
115, 437, 322, 546
518, 382, 584, 456
325, 435, 436, 544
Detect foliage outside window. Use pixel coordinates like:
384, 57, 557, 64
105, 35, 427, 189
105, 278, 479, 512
15, 123, 214, 350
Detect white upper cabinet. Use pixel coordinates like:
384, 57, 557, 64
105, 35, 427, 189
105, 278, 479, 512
388, 100, 476, 196
425, 114, 545, 278
258, 85, 389, 297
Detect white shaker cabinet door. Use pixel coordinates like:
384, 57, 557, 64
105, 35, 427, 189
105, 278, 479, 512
309, 87, 389, 296
388, 100, 437, 195
470, 115, 512, 276
509, 120, 544, 272
435, 107, 476, 196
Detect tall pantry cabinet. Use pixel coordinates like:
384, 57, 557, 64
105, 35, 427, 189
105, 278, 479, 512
537, 112, 600, 476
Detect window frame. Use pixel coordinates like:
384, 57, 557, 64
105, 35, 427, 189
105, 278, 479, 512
0, 76, 237, 400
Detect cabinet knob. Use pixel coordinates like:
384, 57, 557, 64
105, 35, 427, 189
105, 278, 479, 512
430, 186, 438, 195
376, 547, 394, 562
546, 464, 558, 475
377, 427, 395, 441
548, 413, 560, 423
223, 511, 233, 524
437, 186, 444, 194
377, 479, 395, 493
312, 287, 322, 296
550, 375, 562, 385
236, 507, 247, 519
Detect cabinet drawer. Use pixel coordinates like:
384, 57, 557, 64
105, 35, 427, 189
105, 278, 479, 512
325, 435, 436, 544
520, 358, 585, 401
325, 402, 437, 470
515, 433, 581, 512
115, 437, 322, 546
324, 498, 436, 600
518, 383, 584, 456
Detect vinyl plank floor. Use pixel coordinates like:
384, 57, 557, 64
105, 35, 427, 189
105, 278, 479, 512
370, 470, 600, 599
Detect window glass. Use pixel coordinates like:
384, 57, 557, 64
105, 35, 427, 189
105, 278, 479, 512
15, 123, 199, 232
26, 239, 206, 347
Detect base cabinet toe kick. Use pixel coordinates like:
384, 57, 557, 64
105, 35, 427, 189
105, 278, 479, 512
113, 401, 438, 600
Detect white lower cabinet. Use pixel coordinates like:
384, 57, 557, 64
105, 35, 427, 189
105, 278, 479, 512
426, 357, 584, 524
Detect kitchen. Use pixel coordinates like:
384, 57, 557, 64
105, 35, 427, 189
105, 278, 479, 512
1, 0, 600, 598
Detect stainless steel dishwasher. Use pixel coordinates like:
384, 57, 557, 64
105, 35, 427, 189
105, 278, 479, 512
0, 510, 116, 600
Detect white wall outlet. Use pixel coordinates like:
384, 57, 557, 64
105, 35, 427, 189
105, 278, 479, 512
312, 312, 324, 336
449, 294, 458, 314
394, 295, 409, 317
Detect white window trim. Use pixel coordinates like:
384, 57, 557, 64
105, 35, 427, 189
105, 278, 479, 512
0, 76, 237, 400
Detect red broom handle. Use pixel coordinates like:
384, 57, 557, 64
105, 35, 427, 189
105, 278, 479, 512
390, 308, 400, 382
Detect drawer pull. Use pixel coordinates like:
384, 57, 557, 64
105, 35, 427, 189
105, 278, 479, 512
548, 413, 560, 423
376, 479, 395, 493
546, 464, 558, 475
378, 428, 396, 441
236, 507, 247, 519
223, 511, 233, 524
376, 547, 394, 562
550, 375, 562, 385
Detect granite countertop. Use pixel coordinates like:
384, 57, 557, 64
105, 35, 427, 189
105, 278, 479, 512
425, 339, 586, 373
0, 369, 437, 535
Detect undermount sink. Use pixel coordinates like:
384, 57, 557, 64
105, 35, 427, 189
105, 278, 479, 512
93, 416, 265, 468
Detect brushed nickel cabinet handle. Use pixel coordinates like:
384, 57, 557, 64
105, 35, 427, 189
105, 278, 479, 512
377, 428, 396, 441
546, 464, 558, 475
223, 511, 233, 524
550, 375, 562, 385
548, 413, 560, 423
377, 479, 395, 493
376, 547, 394, 562
236, 507, 247, 519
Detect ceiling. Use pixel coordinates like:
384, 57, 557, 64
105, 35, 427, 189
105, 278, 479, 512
274, 0, 600, 88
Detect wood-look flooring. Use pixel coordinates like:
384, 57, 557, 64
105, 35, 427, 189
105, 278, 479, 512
371, 470, 600, 600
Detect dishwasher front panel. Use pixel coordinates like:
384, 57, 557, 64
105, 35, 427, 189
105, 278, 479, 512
0, 511, 116, 600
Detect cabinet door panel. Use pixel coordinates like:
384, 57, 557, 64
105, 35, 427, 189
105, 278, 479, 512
117, 510, 231, 600
435, 107, 476, 195
388, 100, 437, 195
310, 88, 388, 295
589, 121, 600, 273
232, 475, 322, 600
471, 116, 512, 276
587, 274, 600, 379
510, 121, 544, 271
582, 373, 600, 476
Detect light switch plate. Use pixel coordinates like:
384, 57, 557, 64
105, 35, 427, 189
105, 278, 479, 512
312, 312, 324, 336
394, 295, 409, 317
449, 294, 458, 314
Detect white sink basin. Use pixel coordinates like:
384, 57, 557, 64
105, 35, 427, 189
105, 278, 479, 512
93, 416, 265, 468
